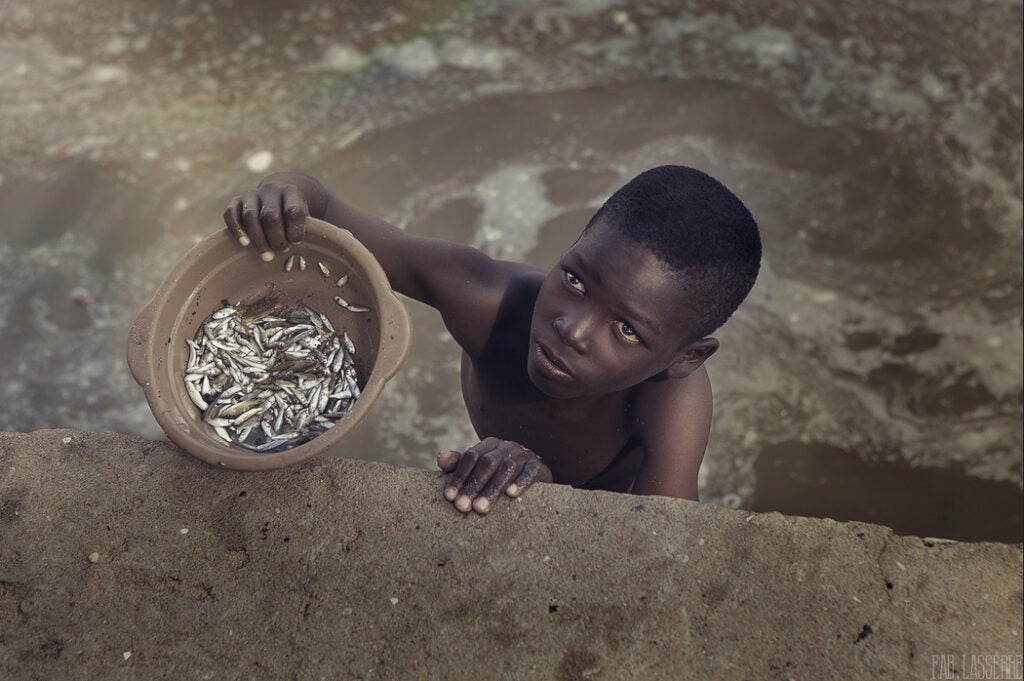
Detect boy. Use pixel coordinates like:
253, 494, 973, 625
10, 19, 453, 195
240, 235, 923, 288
223, 166, 761, 513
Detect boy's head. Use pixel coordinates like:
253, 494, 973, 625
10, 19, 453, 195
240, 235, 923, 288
528, 165, 761, 398
585, 165, 761, 344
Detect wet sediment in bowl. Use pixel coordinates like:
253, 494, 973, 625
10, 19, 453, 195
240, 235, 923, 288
126, 218, 411, 470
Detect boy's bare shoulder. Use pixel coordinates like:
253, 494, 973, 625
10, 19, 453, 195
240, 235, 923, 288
628, 366, 713, 498
632, 365, 712, 428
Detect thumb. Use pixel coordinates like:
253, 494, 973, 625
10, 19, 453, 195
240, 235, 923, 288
436, 450, 461, 472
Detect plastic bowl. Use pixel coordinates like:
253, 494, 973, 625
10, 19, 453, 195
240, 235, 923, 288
126, 218, 411, 471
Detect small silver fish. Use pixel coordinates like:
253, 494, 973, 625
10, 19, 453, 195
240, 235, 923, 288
206, 418, 234, 428
186, 381, 209, 410
185, 300, 362, 453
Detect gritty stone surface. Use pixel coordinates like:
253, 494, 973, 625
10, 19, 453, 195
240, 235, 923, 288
1, 429, 1021, 680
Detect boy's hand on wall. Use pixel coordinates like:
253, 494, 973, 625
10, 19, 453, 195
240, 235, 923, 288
223, 183, 308, 260
437, 437, 552, 515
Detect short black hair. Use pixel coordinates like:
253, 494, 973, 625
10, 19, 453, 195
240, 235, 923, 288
586, 165, 761, 343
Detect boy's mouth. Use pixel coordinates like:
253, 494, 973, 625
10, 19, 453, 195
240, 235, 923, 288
533, 340, 574, 382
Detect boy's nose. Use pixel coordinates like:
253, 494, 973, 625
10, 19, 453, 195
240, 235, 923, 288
553, 312, 592, 354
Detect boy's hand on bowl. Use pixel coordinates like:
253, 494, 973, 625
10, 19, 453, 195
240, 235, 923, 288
223, 183, 308, 261
437, 437, 552, 515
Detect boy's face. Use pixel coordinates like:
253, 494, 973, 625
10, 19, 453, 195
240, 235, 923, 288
528, 218, 702, 399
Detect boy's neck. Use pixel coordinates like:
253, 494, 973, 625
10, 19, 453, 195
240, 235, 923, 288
527, 384, 632, 421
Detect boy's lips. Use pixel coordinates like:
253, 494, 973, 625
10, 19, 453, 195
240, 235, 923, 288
534, 340, 574, 382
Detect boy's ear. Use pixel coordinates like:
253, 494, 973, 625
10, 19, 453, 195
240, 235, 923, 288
666, 337, 719, 379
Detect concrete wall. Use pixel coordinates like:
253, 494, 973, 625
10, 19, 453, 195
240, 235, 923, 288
1, 430, 1021, 680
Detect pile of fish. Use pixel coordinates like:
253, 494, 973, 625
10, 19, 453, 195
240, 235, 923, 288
183, 300, 361, 452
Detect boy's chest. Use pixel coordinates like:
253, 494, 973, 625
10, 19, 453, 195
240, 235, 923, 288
460, 352, 634, 485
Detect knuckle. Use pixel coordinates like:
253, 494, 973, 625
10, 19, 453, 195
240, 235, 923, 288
284, 205, 305, 219
241, 207, 258, 220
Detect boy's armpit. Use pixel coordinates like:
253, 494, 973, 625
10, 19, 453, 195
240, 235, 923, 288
630, 366, 714, 501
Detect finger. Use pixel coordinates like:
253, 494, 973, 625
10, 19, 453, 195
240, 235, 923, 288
223, 197, 250, 246
506, 459, 552, 497
436, 450, 460, 472
240, 190, 273, 261
258, 187, 290, 252
454, 447, 510, 512
444, 450, 479, 502
444, 438, 502, 503
282, 185, 307, 244
472, 455, 522, 514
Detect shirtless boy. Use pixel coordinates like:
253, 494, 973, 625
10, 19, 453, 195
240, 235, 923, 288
223, 166, 761, 514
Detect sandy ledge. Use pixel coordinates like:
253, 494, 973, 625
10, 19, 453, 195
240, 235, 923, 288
1, 429, 1021, 680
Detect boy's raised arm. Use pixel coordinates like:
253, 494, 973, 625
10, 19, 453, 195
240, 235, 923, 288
223, 172, 508, 356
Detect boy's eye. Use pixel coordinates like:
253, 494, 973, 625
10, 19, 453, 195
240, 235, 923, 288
614, 320, 640, 344
563, 269, 584, 292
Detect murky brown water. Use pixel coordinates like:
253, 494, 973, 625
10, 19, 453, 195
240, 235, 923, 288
1, 0, 1020, 541
754, 442, 1022, 543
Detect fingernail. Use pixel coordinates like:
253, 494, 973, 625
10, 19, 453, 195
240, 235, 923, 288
506, 484, 519, 497
238, 235, 250, 246
455, 496, 471, 512
444, 486, 458, 501
260, 251, 274, 262
474, 498, 490, 513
